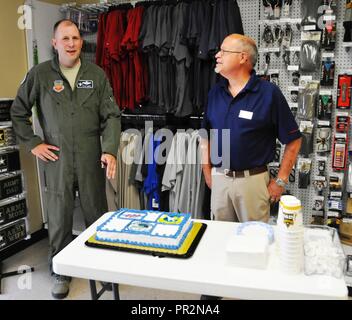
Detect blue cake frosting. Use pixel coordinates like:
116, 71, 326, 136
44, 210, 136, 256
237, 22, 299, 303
96, 208, 193, 250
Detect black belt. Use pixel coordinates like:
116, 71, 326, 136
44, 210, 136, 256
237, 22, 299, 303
218, 166, 268, 178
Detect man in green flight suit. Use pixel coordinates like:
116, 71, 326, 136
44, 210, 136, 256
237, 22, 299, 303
11, 19, 121, 299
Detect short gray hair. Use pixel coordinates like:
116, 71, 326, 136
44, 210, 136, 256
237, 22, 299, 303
238, 38, 258, 67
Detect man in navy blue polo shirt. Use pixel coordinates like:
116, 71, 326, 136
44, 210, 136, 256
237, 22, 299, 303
201, 34, 302, 223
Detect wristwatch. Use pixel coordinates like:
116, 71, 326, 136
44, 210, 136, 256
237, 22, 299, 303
275, 177, 288, 188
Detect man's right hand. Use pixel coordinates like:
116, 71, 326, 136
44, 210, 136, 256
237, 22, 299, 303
31, 143, 60, 162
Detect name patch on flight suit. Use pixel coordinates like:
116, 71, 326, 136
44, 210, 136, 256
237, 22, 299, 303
77, 80, 93, 89
53, 80, 64, 93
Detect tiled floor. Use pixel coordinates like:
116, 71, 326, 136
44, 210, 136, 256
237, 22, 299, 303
0, 238, 199, 300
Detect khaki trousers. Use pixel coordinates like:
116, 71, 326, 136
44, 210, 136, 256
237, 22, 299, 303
210, 167, 270, 222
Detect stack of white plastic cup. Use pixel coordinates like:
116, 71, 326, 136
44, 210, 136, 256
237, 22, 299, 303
276, 195, 304, 274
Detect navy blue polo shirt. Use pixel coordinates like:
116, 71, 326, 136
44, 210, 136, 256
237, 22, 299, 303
201, 70, 301, 171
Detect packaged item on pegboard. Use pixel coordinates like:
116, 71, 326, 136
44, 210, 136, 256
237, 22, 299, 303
347, 152, 352, 193
262, 0, 281, 19
339, 219, 352, 245
0, 99, 12, 122
313, 195, 325, 210
311, 211, 325, 225
326, 211, 342, 229
346, 152, 352, 216
329, 172, 344, 198
301, 0, 322, 30
318, 156, 328, 177
313, 176, 327, 196
282, 0, 293, 17
270, 71, 279, 86
312, 195, 325, 225
290, 89, 298, 103
281, 24, 293, 50
343, 0, 352, 42
332, 133, 348, 171
336, 74, 352, 109
327, 195, 342, 229
298, 158, 312, 189
292, 71, 300, 86
262, 25, 274, 47
321, 4, 336, 50
335, 113, 350, 133
317, 93, 332, 120
0, 126, 16, 148
299, 32, 322, 72
332, 113, 349, 171
273, 25, 284, 48
320, 59, 335, 86
316, 121, 331, 154
328, 198, 342, 209
297, 81, 319, 120
346, 197, 352, 216
299, 121, 314, 157
327, 171, 344, 229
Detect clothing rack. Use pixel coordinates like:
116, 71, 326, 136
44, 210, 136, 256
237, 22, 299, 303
60, 0, 158, 13
121, 112, 203, 130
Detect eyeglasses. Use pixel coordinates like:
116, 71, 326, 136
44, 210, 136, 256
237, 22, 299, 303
218, 49, 243, 55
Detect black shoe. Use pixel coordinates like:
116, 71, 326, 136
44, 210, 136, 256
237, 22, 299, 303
200, 294, 222, 300
51, 274, 71, 299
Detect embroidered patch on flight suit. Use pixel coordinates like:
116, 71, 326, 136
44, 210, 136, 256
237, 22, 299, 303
53, 80, 64, 93
77, 80, 93, 89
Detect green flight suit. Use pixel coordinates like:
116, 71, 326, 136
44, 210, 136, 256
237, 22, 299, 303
11, 56, 121, 263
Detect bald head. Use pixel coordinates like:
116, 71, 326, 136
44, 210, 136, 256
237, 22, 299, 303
224, 34, 258, 67
53, 19, 80, 37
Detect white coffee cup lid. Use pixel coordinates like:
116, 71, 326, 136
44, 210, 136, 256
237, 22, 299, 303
279, 195, 301, 210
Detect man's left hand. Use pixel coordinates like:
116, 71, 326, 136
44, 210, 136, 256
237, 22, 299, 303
101, 153, 116, 180
267, 179, 284, 203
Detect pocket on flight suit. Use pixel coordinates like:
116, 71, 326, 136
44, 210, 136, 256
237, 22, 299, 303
42, 133, 63, 196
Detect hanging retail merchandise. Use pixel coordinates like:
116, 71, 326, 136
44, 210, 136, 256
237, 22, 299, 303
106, 114, 206, 219
67, 0, 244, 116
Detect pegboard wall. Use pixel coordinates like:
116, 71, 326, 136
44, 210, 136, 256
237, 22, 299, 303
238, 0, 352, 225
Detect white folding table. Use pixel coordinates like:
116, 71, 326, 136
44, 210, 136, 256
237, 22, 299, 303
52, 212, 348, 300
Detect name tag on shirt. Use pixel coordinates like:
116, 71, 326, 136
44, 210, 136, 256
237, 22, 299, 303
239, 110, 253, 120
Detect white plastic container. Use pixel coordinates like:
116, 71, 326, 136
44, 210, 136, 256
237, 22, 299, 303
277, 195, 303, 230
277, 195, 304, 274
